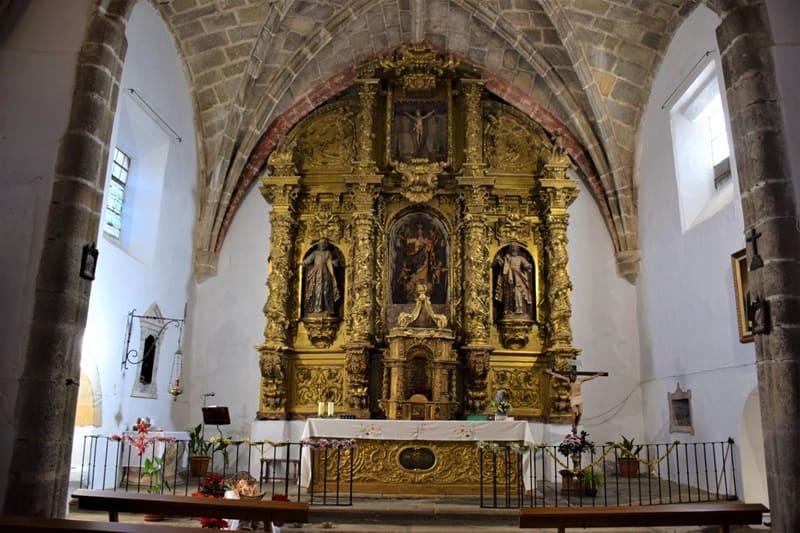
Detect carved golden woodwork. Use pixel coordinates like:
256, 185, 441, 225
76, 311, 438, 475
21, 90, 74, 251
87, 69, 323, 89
309, 440, 519, 493
257, 47, 582, 421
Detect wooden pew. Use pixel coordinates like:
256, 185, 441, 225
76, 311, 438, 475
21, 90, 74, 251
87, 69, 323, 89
71, 489, 309, 526
519, 502, 768, 533
0, 515, 201, 531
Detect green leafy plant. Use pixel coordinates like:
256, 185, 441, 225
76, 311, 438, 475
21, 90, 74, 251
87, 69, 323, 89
618, 435, 643, 458
579, 468, 604, 492
142, 456, 170, 494
188, 423, 229, 458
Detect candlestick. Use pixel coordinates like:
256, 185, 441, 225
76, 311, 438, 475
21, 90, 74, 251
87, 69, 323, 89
327, 401, 334, 417
317, 402, 324, 417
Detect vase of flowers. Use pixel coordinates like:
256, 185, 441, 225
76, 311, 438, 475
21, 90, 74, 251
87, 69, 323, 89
493, 390, 512, 420
141, 456, 169, 521
557, 430, 595, 470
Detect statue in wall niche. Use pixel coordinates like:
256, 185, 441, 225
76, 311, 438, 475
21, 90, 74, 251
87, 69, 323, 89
303, 238, 341, 317
494, 242, 534, 318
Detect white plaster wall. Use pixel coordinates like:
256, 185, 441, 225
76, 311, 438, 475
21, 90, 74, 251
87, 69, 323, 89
0, 0, 94, 504
188, 185, 270, 439
638, 3, 757, 457
765, 0, 800, 221
568, 181, 644, 445
69, 1, 197, 481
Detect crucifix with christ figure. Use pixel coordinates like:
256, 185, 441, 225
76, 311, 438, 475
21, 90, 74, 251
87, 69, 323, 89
545, 368, 608, 433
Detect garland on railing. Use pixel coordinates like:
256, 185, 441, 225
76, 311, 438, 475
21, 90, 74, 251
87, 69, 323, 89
300, 438, 357, 449
477, 440, 682, 476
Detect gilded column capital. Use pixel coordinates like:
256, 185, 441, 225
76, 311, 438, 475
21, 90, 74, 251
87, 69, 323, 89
260, 175, 300, 210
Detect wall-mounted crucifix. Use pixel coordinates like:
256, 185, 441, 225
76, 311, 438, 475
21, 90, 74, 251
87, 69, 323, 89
545, 368, 608, 433
745, 227, 764, 271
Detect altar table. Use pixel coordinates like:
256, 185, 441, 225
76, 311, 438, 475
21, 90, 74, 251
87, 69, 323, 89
300, 419, 535, 494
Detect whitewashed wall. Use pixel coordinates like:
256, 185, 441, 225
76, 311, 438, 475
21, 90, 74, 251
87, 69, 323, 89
568, 181, 644, 444
0, 0, 94, 503
70, 1, 197, 479
187, 185, 270, 439
637, 5, 763, 502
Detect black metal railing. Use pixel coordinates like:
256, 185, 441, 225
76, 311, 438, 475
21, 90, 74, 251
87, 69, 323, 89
479, 439, 739, 509
77, 435, 355, 506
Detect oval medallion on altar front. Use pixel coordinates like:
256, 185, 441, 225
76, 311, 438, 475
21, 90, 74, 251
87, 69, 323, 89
398, 446, 436, 471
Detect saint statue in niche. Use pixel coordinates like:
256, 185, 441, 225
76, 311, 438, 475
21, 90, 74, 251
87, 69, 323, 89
302, 238, 342, 317
391, 214, 448, 305
493, 242, 535, 319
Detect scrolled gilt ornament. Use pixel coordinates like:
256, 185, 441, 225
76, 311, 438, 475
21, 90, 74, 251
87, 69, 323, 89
376, 45, 459, 90
495, 212, 529, 244
397, 285, 448, 329
302, 315, 341, 348
267, 149, 298, 176
392, 158, 446, 203
496, 318, 534, 350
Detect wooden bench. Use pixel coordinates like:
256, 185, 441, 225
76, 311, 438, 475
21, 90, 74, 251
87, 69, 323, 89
71, 489, 309, 527
519, 502, 768, 533
0, 514, 202, 531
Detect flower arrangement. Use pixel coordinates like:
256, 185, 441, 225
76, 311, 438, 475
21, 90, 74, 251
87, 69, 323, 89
109, 419, 175, 456
300, 438, 357, 449
494, 390, 511, 416
199, 517, 228, 529
198, 472, 228, 497
141, 456, 169, 494
557, 430, 595, 458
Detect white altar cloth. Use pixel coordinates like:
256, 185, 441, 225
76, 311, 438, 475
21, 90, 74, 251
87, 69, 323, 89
299, 419, 536, 488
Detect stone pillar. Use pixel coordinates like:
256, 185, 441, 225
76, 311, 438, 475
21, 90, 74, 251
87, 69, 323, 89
539, 148, 580, 415
342, 79, 381, 413
256, 151, 299, 419
4, 3, 134, 518
715, 3, 800, 530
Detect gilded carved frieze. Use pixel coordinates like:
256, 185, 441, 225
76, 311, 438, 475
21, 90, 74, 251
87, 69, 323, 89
489, 367, 542, 414
310, 440, 517, 488
293, 365, 345, 407
294, 104, 355, 173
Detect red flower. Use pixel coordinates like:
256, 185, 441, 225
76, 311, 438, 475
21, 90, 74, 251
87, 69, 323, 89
199, 517, 228, 529
272, 494, 289, 526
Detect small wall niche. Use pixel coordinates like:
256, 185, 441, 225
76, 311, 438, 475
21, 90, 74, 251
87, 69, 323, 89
668, 382, 694, 434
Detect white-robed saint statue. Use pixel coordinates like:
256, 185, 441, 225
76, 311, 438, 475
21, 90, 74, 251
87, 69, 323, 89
303, 238, 340, 317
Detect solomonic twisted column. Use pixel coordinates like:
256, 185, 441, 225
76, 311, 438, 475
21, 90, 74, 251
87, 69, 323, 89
256, 150, 299, 419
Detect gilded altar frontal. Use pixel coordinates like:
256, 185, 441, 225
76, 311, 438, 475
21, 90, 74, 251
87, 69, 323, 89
257, 46, 580, 422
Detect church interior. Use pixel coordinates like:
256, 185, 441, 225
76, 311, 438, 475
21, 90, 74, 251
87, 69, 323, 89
1, 0, 799, 530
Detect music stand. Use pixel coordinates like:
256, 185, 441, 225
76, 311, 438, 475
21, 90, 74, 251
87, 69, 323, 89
202, 406, 230, 426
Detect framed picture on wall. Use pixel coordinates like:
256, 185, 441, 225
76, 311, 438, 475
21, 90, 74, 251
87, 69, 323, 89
731, 248, 753, 343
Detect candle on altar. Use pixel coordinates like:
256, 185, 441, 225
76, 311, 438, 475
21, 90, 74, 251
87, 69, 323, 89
327, 402, 334, 417
317, 402, 324, 417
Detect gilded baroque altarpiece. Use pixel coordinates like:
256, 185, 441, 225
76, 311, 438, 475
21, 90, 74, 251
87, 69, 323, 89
256, 47, 580, 423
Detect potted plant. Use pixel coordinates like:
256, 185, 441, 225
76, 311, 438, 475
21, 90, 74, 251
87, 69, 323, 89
556, 431, 595, 495
579, 468, 604, 497
141, 456, 170, 521
615, 435, 643, 478
188, 423, 212, 477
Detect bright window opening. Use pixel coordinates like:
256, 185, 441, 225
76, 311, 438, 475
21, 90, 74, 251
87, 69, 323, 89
103, 148, 130, 239
670, 60, 735, 233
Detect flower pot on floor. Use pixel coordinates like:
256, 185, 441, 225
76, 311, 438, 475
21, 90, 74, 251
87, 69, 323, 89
189, 455, 210, 478
617, 457, 640, 478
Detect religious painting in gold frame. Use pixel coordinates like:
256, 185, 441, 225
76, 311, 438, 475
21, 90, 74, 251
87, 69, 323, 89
731, 248, 753, 343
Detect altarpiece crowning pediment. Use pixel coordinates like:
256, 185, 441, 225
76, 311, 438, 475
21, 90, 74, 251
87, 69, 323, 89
256, 46, 580, 422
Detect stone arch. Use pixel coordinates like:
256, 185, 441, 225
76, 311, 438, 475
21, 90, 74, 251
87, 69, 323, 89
739, 388, 768, 506
5, 0, 135, 518
217, 50, 609, 258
